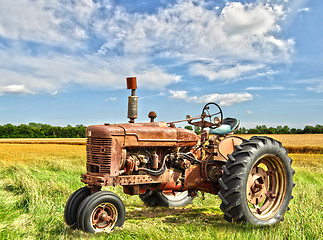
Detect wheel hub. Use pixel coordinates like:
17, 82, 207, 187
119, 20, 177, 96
245, 155, 287, 220
91, 203, 118, 232
99, 212, 108, 221
247, 167, 268, 205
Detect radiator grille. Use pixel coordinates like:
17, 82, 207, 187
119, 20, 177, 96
86, 137, 112, 174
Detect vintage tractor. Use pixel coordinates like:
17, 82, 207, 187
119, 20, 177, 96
64, 77, 294, 233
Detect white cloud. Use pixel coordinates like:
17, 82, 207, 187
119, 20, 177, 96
0, 0, 296, 94
297, 7, 310, 13
169, 90, 253, 106
105, 97, 117, 101
0, 84, 34, 95
0, 50, 181, 95
296, 78, 323, 93
0, 0, 94, 45
247, 110, 253, 114
245, 86, 285, 90
98, 1, 294, 62
190, 63, 265, 81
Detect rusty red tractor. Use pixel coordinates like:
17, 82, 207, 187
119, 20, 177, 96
64, 77, 294, 233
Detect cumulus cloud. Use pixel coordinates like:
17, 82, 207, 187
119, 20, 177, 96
0, 84, 34, 95
97, 0, 294, 64
169, 90, 253, 106
0, 0, 296, 94
0, 0, 94, 44
0, 51, 181, 94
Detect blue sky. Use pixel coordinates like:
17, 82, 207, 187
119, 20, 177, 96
0, 0, 322, 128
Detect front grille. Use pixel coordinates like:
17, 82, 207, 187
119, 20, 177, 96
86, 137, 112, 174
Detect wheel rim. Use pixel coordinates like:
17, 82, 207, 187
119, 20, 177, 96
246, 154, 286, 220
90, 202, 118, 232
162, 191, 189, 201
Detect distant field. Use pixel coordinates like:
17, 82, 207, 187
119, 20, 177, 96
237, 134, 323, 148
237, 134, 323, 154
0, 138, 86, 145
0, 134, 322, 146
1, 134, 322, 153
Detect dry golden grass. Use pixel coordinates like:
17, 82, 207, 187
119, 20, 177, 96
0, 143, 86, 167
237, 134, 323, 148
0, 138, 86, 145
1, 134, 322, 147
1, 134, 322, 154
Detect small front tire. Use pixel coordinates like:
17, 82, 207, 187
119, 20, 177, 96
64, 187, 91, 229
77, 191, 125, 233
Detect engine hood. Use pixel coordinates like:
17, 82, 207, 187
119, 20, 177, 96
86, 121, 199, 147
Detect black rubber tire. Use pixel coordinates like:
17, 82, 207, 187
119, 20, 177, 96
139, 189, 194, 207
218, 136, 295, 226
64, 187, 91, 229
77, 191, 125, 233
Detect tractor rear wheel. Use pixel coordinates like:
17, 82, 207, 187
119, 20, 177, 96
139, 190, 194, 207
218, 136, 295, 225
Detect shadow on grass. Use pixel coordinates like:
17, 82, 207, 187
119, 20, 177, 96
125, 206, 263, 231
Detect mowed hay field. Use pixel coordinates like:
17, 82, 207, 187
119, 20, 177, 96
0, 135, 322, 239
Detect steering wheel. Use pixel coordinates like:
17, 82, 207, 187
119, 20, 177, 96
201, 102, 223, 129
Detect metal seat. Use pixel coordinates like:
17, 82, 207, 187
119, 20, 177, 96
209, 118, 240, 135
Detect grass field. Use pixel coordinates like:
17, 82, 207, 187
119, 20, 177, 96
0, 136, 322, 239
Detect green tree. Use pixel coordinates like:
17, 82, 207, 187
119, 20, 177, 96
303, 125, 315, 134
194, 126, 201, 135
315, 124, 323, 133
281, 125, 290, 134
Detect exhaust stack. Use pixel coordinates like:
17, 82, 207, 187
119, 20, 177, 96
126, 77, 138, 123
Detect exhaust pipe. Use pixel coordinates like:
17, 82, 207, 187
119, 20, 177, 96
126, 77, 138, 123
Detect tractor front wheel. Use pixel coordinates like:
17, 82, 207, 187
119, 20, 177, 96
77, 191, 125, 233
64, 187, 91, 229
218, 136, 295, 225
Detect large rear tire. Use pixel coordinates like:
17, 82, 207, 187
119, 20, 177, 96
218, 136, 295, 225
139, 190, 194, 207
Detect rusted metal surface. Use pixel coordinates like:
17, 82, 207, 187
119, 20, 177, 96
148, 111, 157, 122
82, 77, 245, 198
84, 122, 240, 194
246, 155, 286, 218
183, 165, 219, 194
127, 77, 138, 123
87, 122, 198, 147
115, 175, 162, 185
126, 77, 137, 89
218, 136, 244, 160
91, 202, 117, 232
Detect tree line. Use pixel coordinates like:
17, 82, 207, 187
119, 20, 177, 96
235, 124, 323, 134
0, 123, 86, 138
184, 124, 323, 135
0, 123, 322, 138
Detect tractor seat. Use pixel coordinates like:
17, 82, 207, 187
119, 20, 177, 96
209, 118, 240, 135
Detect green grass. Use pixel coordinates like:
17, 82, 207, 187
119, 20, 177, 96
0, 145, 322, 240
